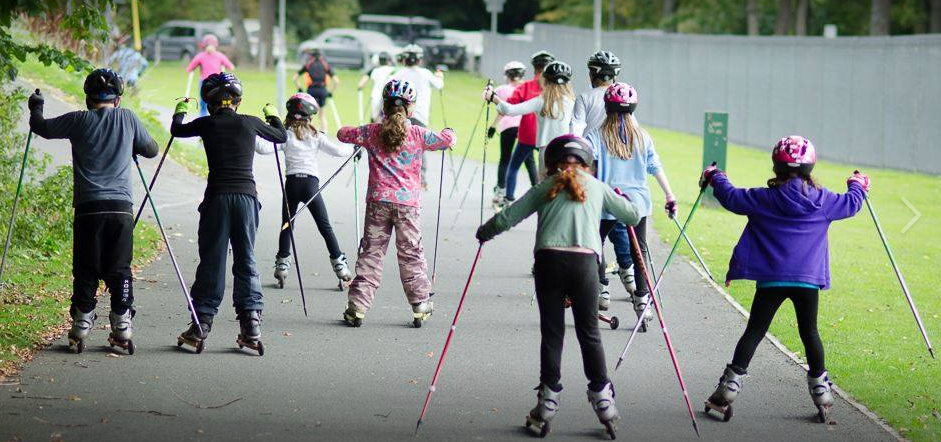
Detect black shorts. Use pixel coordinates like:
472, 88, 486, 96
307, 86, 328, 107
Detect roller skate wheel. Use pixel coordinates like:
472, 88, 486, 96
278, 280, 284, 289
257, 342, 265, 356
413, 318, 422, 328
724, 405, 733, 422
604, 421, 616, 440
195, 340, 205, 354
817, 405, 829, 423
539, 421, 550, 438
238, 342, 244, 349
177, 338, 183, 347
639, 321, 648, 333
127, 340, 135, 355
609, 316, 619, 330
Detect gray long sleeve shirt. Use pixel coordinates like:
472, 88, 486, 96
30, 106, 159, 206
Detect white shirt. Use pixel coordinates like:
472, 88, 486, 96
255, 130, 354, 178
497, 95, 575, 179
391, 66, 444, 125
571, 86, 607, 137
368, 65, 396, 120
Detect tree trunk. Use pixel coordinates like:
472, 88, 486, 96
870, 0, 891, 35
662, 0, 678, 31
795, 0, 809, 35
224, 0, 253, 65
774, 0, 793, 35
747, 0, 760, 35
931, 0, 941, 33
259, 0, 276, 68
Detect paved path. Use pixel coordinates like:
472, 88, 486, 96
1, 91, 896, 442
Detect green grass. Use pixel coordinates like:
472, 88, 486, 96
131, 64, 941, 439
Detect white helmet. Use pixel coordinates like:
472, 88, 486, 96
503, 61, 526, 79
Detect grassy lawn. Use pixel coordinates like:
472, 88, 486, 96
132, 63, 940, 439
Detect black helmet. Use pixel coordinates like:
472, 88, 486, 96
530, 50, 555, 70
544, 135, 594, 172
378, 52, 392, 65
200, 72, 243, 106
402, 44, 424, 65
84, 68, 124, 102
587, 51, 621, 81
542, 61, 573, 85
310, 48, 322, 58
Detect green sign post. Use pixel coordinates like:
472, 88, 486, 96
702, 111, 728, 205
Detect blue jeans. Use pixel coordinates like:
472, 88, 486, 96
198, 80, 208, 116
599, 218, 649, 296
505, 142, 538, 200
190, 193, 264, 316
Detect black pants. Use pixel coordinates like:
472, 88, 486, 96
534, 249, 608, 390
306, 85, 328, 107
279, 175, 342, 259
72, 201, 134, 314
496, 127, 519, 189
731, 286, 825, 376
599, 217, 650, 296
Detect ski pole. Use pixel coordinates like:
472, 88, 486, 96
357, 89, 364, 126
672, 215, 715, 282
625, 224, 701, 438
615, 177, 710, 370
272, 142, 308, 316
282, 146, 364, 230
415, 243, 484, 435
328, 97, 342, 133
184, 71, 194, 98
133, 156, 201, 329
431, 149, 447, 285
438, 89, 458, 184
0, 104, 36, 288
478, 88, 492, 225
860, 180, 935, 359
448, 101, 487, 198
133, 97, 193, 227
354, 90, 363, 243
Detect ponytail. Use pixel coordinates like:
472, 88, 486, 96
380, 100, 409, 154
547, 165, 588, 203
601, 112, 644, 160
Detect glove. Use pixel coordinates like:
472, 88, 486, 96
327, 91, 334, 99
847, 171, 870, 192
482, 86, 495, 103
262, 103, 279, 119
487, 127, 496, 139
475, 226, 492, 244
28, 89, 44, 112
613, 187, 631, 201
174, 98, 192, 115
297, 88, 304, 93
664, 198, 678, 218
353, 149, 363, 162
699, 164, 722, 189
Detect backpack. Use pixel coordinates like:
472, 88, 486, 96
303, 57, 331, 88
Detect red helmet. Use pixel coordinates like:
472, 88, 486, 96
772, 135, 816, 175
603, 82, 637, 114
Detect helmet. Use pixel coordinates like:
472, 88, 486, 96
402, 44, 424, 65
530, 50, 555, 70
503, 61, 526, 79
382, 79, 416, 107
201, 34, 219, 49
84, 68, 124, 102
286, 93, 319, 118
310, 48, 322, 58
200, 72, 243, 106
544, 134, 594, 171
542, 61, 573, 85
587, 51, 621, 80
377, 52, 392, 65
771, 135, 817, 175
603, 82, 638, 114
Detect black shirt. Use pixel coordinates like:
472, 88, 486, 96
171, 108, 287, 198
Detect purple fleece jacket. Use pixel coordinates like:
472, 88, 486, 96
711, 174, 865, 290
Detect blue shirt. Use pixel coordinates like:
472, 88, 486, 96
585, 127, 662, 218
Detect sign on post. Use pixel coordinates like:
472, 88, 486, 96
485, 0, 505, 13
702, 111, 728, 204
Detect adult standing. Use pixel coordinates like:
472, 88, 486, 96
294, 49, 341, 132
185, 34, 235, 116
390, 44, 444, 189
504, 51, 554, 203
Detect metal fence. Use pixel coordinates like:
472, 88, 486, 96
482, 24, 941, 174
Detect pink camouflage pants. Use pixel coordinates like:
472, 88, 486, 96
348, 202, 432, 311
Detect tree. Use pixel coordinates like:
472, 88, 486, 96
870, 0, 891, 35
747, 0, 760, 35
288, 0, 360, 42
661, 0, 679, 31
933, 0, 941, 32
795, 0, 809, 35
774, 0, 793, 35
257, 0, 275, 68
224, 0, 254, 65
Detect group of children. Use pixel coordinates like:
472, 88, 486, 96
29, 44, 870, 435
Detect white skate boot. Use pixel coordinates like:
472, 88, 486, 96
705, 364, 746, 422
331, 253, 353, 290
808, 371, 834, 423
68, 308, 97, 354
618, 265, 636, 295
588, 381, 619, 439
492, 186, 507, 212
411, 300, 433, 328
599, 282, 611, 311
107, 309, 135, 355
273, 255, 291, 289
632, 293, 654, 332
525, 384, 561, 437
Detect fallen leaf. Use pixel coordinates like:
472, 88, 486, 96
106, 353, 123, 359
283, 332, 292, 337
425, 352, 434, 358
197, 429, 204, 434
69, 395, 81, 401
408, 379, 418, 384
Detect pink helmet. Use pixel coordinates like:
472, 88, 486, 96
201, 34, 219, 49
772, 135, 817, 174
604, 82, 638, 114
286, 92, 319, 119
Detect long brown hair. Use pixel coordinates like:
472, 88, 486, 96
539, 80, 574, 119
380, 101, 409, 154
600, 112, 645, 160
767, 170, 821, 190
547, 163, 589, 203
285, 115, 317, 141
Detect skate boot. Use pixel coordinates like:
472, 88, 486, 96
807, 371, 834, 423
492, 186, 507, 212
598, 282, 611, 311
343, 303, 366, 328
618, 265, 636, 296
705, 364, 746, 422
587, 382, 619, 440
525, 384, 561, 438
177, 314, 213, 354
107, 309, 135, 355
273, 255, 291, 289
67, 308, 97, 354
632, 293, 654, 332
411, 300, 433, 328
331, 254, 353, 290
236, 310, 264, 356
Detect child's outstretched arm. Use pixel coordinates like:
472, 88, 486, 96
476, 180, 548, 242
336, 125, 369, 145
27, 91, 79, 140
254, 105, 288, 144
826, 171, 868, 221
130, 113, 159, 158
495, 96, 543, 118
253, 136, 276, 155
319, 135, 355, 158
604, 185, 642, 227
416, 126, 456, 152
708, 171, 763, 216
645, 138, 677, 216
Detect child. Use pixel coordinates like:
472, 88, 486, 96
336, 80, 455, 328
390, 44, 444, 189
28, 69, 159, 353
185, 34, 235, 116
486, 61, 575, 181
356, 52, 397, 122
476, 135, 641, 438
171, 72, 288, 355
700, 135, 868, 423
501, 51, 554, 203
584, 83, 677, 323
254, 93, 355, 289
486, 61, 527, 211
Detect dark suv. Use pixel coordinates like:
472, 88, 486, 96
356, 14, 466, 69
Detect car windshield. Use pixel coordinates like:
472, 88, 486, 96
413, 24, 443, 39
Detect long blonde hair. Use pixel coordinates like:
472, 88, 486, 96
539, 80, 574, 120
600, 112, 645, 160
380, 101, 409, 154
285, 115, 317, 141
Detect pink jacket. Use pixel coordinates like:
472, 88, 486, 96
337, 123, 455, 207
186, 51, 235, 80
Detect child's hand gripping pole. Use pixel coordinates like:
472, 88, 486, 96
0, 89, 39, 287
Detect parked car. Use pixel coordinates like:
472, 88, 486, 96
443, 29, 482, 71
297, 28, 400, 69
356, 15, 466, 69
141, 20, 235, 62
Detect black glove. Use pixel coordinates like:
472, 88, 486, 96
475, 226, 492, 244
327, 91, 334, 98
487, 127, 496, 139
297, 88, 304, 93
699, 164, 723, 190
354, 149, 363, 162
28, 89, 44, 112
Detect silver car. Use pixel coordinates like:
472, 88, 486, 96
142, 20, 235, 62
297, 29, 401, 69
